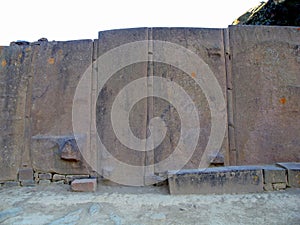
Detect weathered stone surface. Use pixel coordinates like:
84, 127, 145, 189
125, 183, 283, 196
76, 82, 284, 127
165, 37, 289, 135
38, 173, 52, 180
168, 166, 263, 195
0, 45, 33, 181
21, 180, 35, 187
66, 174, 89, 184
71, 178, 97, 192
263, 183, 273, 191
95, 28, 228, 186
30, 40, 93, 175
262, 165, 286, 184
60, 140, 82, 161
18, 168, 33, 181
52, 174, 66, 181
1, 27, 300, 185
273, 182, 286, 190
277, 162, 300, 188
96, 28, 149, 185
38, 179, 51, 185
53, 180, 65, 185
151, 28, 228, 173
229, 26, 300, 165
31, 136, 90, 175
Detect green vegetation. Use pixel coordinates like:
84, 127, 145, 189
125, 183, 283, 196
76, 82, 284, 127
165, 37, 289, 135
233, 0, 300, 26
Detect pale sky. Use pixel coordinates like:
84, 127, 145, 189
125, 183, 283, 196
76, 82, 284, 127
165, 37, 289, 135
0, 0, 262, 46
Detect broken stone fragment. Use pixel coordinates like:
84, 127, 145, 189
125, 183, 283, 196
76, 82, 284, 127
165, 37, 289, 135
208, 152, 225, 166
60, 140, 81, 161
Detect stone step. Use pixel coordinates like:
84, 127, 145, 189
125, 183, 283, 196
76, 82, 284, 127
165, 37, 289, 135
168, 166, 265, 195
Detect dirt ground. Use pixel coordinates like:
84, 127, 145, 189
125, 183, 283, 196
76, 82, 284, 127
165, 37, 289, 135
0, 184, 299, 225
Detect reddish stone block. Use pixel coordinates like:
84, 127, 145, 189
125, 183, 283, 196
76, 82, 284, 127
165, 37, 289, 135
71, 179, 97, 192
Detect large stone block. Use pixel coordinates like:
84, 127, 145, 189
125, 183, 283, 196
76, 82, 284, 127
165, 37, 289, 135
66, 174, 89, 184
29, 40, 94, 175
151, 28, 228, 172
31, 136, 90, 175
95, 28, 149, 185
52, 174, 66, 181
0, 45, 33, 181
168, 166, 263, 195
277, 162, 300, 188
38, 173, 52, 180
71, 178, 97, 192
95, 28, 228, 185
262, 165, 286, 184
229, 26, 300, 165
18, 168, 33, 181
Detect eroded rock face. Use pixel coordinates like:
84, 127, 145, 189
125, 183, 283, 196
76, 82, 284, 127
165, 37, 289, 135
233, 0, 300, 26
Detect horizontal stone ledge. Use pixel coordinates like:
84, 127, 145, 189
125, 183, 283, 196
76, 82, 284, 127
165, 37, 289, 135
168, 166, 264, 195
276, 162, 300, 188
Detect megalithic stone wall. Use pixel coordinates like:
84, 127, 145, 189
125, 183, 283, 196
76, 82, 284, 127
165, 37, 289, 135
228, 26, 300, 165
0, 26, 299, 183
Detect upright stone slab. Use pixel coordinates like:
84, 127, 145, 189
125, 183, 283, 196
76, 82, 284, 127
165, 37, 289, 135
96, 28, 149, 185
168, 166, 263, 195
229, 26, 300, 165
0, 45, 33, 181
30, 40, 93, 174
151, 28, 228, 173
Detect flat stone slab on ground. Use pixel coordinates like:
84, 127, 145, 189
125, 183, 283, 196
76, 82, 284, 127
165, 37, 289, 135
276, 162, 300, 188
71, 178, 96, 192
168, 166, 264, 195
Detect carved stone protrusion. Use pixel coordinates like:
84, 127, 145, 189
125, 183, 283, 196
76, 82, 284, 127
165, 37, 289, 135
60, 140, 81, 162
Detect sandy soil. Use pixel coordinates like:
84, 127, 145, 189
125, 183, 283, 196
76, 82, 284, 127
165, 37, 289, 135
0, 184, 299, 225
